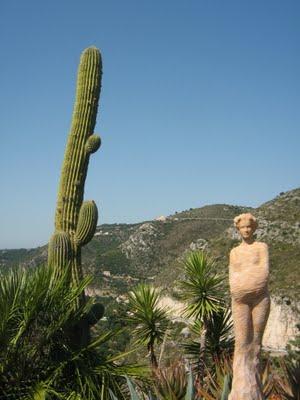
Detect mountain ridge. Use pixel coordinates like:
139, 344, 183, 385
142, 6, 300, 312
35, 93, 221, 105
1, 188, 299, 301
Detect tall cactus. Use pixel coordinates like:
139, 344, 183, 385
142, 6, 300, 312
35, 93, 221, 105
48, 47, 102, 302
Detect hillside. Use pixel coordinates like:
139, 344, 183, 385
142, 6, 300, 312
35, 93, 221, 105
1, 188, 300, 301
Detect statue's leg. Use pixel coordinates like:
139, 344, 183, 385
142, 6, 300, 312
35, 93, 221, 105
232, 299, 253, 352
252, 292, 270, 350
229, 299, 254, 400
251, 292, 271, 393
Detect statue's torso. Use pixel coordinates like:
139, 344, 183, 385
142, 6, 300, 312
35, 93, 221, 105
229, 242, 269, 302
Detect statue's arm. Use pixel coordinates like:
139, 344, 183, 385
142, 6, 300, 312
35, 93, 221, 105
229, 248, 236, 269
259, 243, 270, 273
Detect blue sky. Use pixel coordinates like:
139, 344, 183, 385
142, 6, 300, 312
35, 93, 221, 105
0, 0, 299, 249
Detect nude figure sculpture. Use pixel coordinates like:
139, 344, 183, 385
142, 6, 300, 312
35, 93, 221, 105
228, 213, 270, 400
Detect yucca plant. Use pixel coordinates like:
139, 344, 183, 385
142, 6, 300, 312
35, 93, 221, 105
178, 251, 225, 384
183, 308, 234, 371
205, 308, 234, 360
127, 284, 169, 368
0, 264, 148, 399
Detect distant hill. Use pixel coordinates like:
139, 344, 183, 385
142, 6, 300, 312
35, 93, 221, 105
1, 188, 300, 301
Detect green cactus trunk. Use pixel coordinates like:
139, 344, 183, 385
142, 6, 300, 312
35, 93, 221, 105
48, 47, 102, 346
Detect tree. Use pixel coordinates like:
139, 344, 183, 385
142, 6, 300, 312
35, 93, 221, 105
128, 284, 169, 368
178, 251, 225, 385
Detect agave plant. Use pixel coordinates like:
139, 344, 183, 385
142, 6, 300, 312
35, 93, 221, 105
127, 284, 169, 368
122, 370, 194, 400
153, 361, 188, 400
277, 359, 300, 400
196, 355, 232, 400
0, 264, 148, 400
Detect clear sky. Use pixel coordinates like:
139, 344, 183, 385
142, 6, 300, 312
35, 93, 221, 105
0, 0, 299, 249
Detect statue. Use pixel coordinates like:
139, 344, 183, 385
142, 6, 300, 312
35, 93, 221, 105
228, 213, 270, 400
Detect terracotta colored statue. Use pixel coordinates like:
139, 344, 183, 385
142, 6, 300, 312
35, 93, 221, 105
229, 213, 270, 400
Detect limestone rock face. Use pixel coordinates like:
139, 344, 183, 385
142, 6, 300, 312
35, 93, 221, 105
120, 222, 159, 263
189, 238, 208, 252
158, 294, 299, 352
263, 297, 299, 351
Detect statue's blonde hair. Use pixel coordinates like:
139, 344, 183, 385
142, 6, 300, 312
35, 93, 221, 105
234, 213, 258, 231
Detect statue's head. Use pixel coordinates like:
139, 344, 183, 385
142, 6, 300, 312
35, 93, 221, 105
234, 213, 257, 240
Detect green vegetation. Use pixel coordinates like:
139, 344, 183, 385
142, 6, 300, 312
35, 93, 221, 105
0, 264, 147, 400
172, 203, 251, 220
269, 242, 300, 299
0, 252, 299, 398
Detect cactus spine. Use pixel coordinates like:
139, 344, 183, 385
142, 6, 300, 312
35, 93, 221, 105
48, 47, 102, 290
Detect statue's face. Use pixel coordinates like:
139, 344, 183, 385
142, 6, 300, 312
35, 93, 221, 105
238, 220, 254, 240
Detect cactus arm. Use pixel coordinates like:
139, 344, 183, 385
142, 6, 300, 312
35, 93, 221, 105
48, 231, 72, 268
74, 201, 98, 246
85, 134, 101, 154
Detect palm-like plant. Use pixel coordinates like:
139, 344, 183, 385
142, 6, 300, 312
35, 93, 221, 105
0, 264, 148, 399
178, 251, 225, 384
205, 308, 234, 360
127, 284, 169, 368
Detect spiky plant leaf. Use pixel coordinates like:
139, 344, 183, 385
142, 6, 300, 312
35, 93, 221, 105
185, 367, 194, 400
196, 356, 232, 399
277, 359, 300, 400
220, 375, 230, 400
109, 389, 119, 400
126, 377, 140, 400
